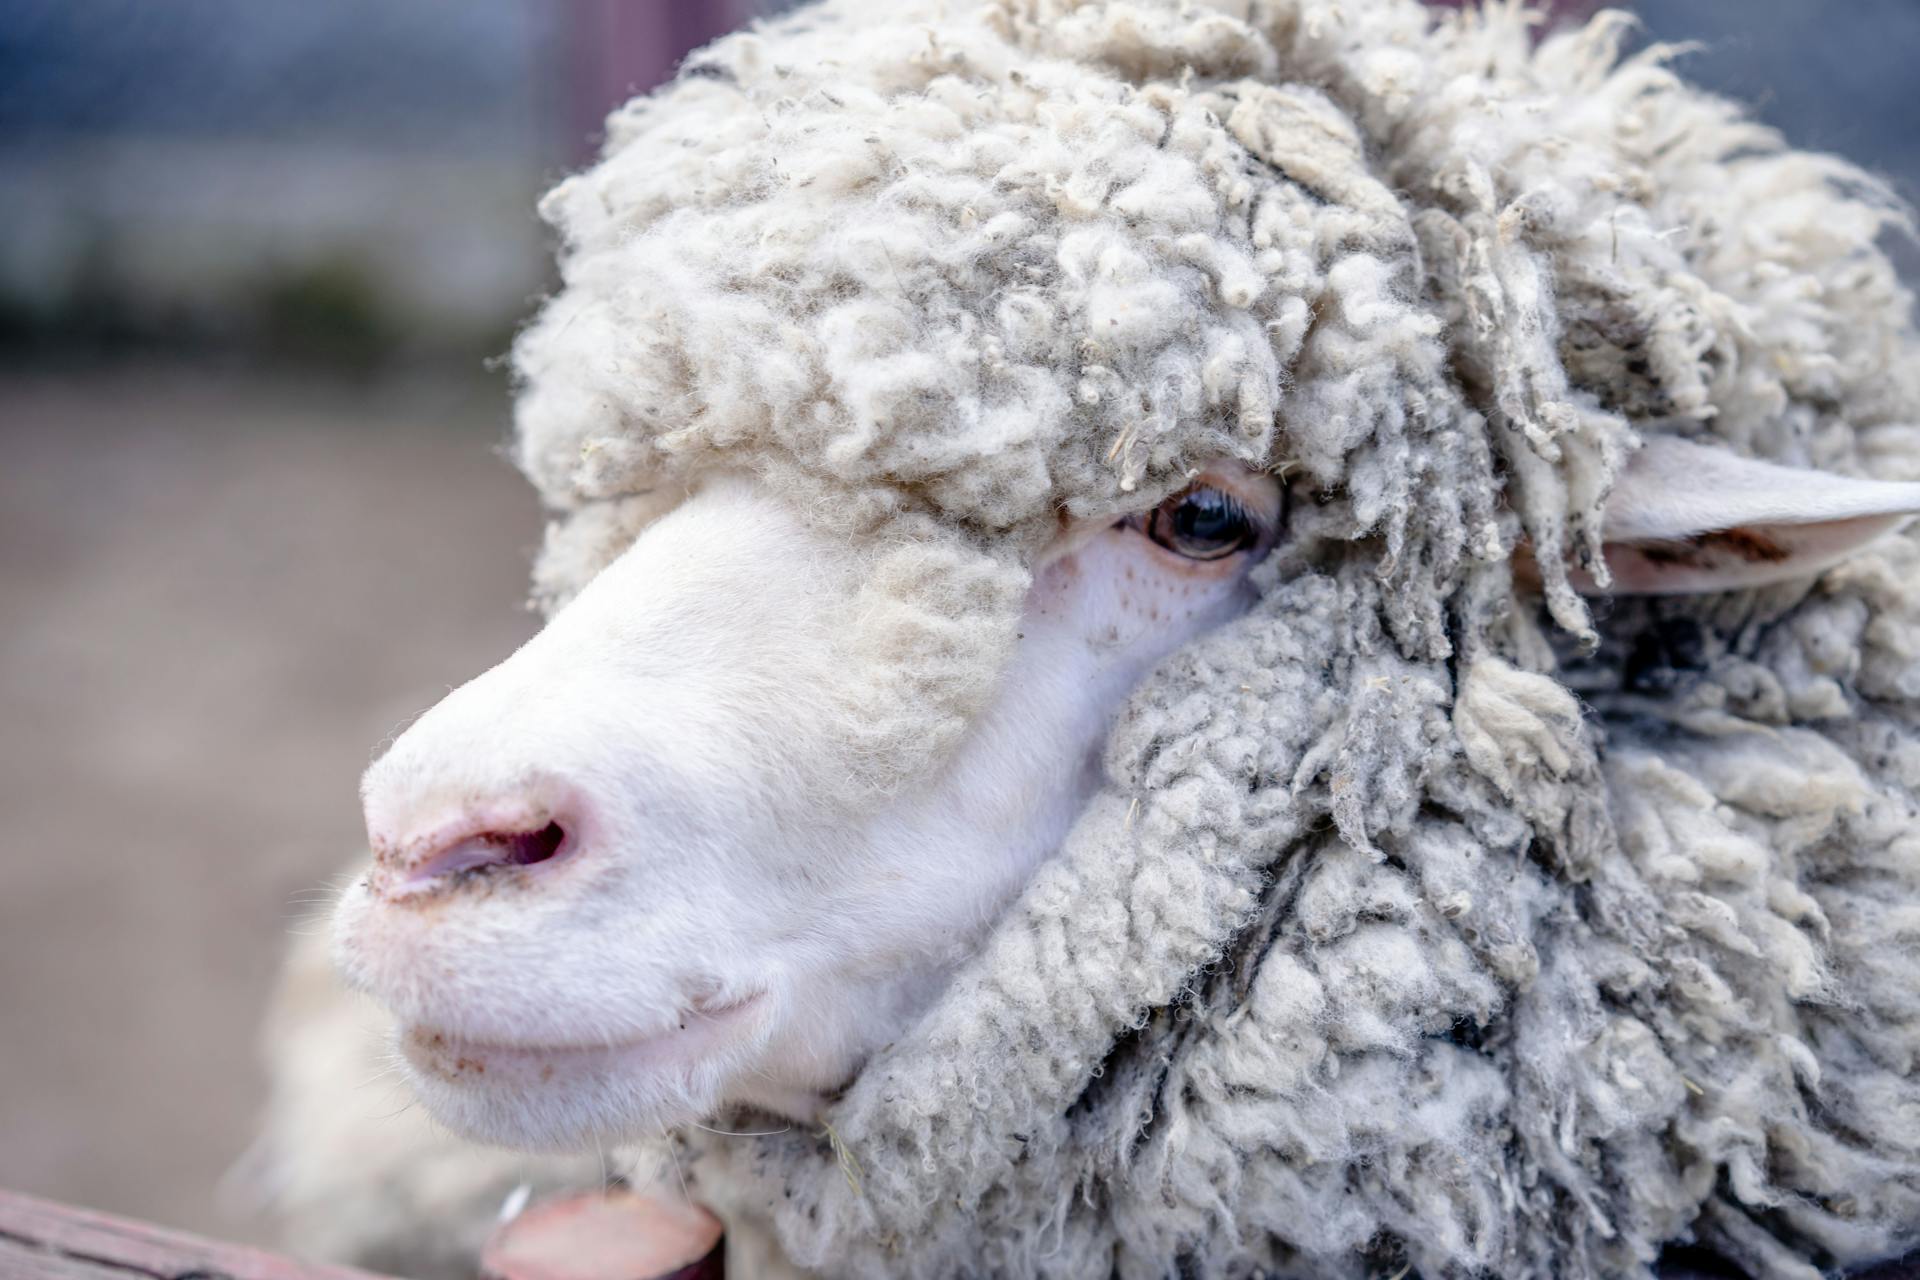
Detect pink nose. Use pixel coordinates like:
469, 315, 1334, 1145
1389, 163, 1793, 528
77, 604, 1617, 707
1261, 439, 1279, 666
371, 803, 577, 897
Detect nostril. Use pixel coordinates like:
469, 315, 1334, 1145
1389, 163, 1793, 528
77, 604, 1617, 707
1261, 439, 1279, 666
401, 817, 575, 888
505, 821, 566, 867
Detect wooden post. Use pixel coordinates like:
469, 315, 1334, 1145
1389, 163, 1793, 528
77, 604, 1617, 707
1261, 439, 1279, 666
559, 0, 762, 164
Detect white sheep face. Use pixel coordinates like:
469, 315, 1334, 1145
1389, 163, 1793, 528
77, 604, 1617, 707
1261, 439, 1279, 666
334, 463, 1286, 1150
334, 438, 1920, 1152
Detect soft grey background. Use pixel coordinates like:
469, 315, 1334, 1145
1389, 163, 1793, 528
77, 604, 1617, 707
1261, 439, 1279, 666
0, 0, 1914, 1250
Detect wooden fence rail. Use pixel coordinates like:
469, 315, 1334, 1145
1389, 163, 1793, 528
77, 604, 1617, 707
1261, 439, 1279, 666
0, 1186, 726, 1280
0, 1187, 392, 1280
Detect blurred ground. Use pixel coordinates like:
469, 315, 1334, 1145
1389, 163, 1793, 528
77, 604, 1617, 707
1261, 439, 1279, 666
0, 369, 542, 1239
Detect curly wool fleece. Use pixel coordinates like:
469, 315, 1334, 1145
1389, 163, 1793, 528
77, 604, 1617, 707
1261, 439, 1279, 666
511, 0, 1920, 1275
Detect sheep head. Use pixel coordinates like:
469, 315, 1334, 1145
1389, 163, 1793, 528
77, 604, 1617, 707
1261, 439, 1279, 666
339, 462, 1286, 1144
328, 0, 1920, 1275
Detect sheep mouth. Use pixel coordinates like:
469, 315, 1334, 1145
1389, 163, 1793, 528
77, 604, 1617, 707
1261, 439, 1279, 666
400, 993, 767, 1085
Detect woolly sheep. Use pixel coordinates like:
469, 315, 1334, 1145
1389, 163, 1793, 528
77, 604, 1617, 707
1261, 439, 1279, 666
263, 0, 1920, 1276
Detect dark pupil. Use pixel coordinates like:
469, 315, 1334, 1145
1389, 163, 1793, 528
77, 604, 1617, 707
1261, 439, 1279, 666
1173, 490, 1245, 549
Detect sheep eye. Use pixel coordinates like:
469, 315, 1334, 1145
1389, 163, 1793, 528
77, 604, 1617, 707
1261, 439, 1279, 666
1140, 485, 1259, 561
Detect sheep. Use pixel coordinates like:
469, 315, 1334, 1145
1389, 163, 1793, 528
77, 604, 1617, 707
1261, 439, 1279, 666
261, 0, 1920, 1276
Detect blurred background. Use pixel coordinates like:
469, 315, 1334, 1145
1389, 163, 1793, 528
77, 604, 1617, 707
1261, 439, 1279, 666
0, 0, 1916, 1253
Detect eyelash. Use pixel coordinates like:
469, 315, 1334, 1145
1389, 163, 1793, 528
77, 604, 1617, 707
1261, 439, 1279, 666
1121, 485, 1269, 561
1186, 488, 1255, 533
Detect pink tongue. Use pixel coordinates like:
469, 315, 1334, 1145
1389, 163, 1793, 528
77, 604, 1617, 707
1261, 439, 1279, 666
483, 1189, 724, 1280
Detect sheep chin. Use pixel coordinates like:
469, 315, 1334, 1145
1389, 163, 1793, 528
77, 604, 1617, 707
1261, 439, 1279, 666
395, 1016, 754, 1153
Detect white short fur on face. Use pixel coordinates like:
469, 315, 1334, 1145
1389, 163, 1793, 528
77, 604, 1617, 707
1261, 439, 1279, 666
335, 465, 1284, 1151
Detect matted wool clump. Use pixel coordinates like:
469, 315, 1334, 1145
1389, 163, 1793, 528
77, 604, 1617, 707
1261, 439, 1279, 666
511, 0, 1920, 1275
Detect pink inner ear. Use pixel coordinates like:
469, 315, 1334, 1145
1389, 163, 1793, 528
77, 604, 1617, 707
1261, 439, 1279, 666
1587, 513, 1910, 596
1559, 436, 1920, 597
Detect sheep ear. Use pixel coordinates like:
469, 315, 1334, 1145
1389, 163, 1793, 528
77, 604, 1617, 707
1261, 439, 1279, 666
1579, 437, 1920, 595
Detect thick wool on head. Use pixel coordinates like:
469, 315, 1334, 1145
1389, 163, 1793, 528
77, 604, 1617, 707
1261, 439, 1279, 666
511, 0, 1920, 1275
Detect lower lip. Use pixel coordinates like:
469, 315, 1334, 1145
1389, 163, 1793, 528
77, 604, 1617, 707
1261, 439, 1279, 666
402, 996, 765, 1084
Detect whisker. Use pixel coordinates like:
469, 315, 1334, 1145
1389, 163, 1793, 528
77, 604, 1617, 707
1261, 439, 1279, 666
665, 1132, 692, 1205
690, 1119, 791, 1138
